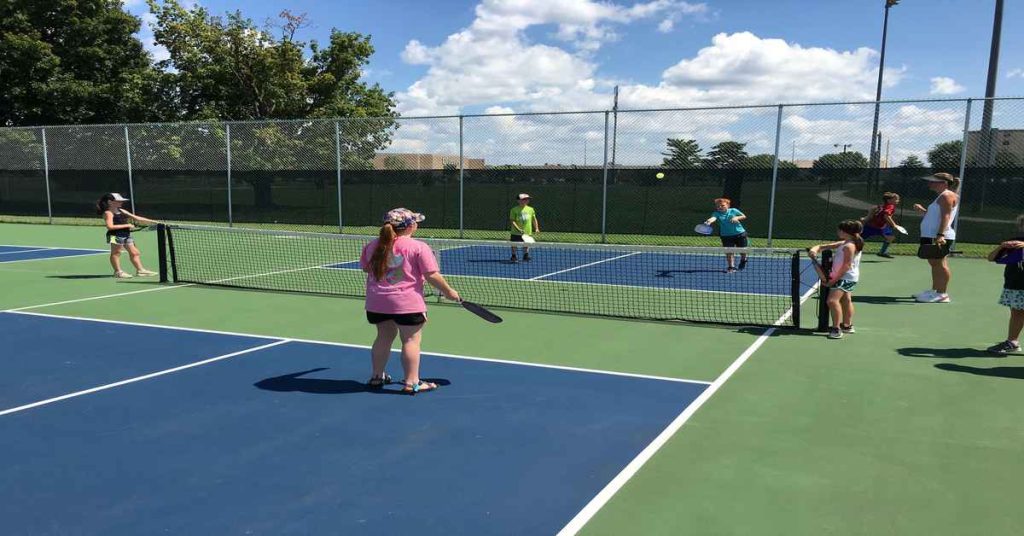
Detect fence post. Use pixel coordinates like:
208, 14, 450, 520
952, 99, 972, 240
601, 111, 610, 243
459, 115, 465, 239
124, 126, 136, 213
335, 121, 343, 233
226, 123, 233, 227
41, 128, 52, 224
767, 104, 784, 247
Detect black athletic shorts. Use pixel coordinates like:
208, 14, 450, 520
919, 237, 955, 258
720, 233, 749, 248
365, 311, 427, 326
510, 234, 525, 242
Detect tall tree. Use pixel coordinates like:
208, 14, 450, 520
661, 139, 702, 168
0, 0, 158, 126
926, 140, 963, 172
703, 141, 748, 169
898, 154, 926, 178
745, 153, 799, 169
812, 151, 869, 171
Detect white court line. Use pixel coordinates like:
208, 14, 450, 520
5, 284, 191, 312
4, 310, 711, 386
0, 251, 108, 264
556, 282, 820, 536
530, 251, 643, 281
0, 340, 290, 417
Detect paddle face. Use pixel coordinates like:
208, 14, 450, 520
893, 224, 908, 235
461, 301, 503, 323
521, 235, 536, 244
694, 223, 713, 236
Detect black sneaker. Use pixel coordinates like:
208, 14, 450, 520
523, 253, 531, 262
827, 328, 843, 339
986, 340, 1021, 355
840, 324, 855, 334
510, 254, 519, 264
738, 258, 748, 270
877, 252, 894, 259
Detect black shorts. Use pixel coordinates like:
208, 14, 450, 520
919, 237, 954, 258
365, 311, 427, 326
510, 234, 524, 242
720, 233, 749, 248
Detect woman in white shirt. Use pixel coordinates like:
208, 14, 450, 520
912, 173, 960, 303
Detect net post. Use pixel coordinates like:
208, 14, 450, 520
601, 111, 610, 243
41, 128, 52, 224
157, 224, 168, 283
459, 115, 465, 239
816, 249, 833, 332
124, 126, 135, 213
767, 105, 784, 247
790, 250, 800, 327
165, 225, 179, 283
335, 120, 343, 233
226, 123, 233, 227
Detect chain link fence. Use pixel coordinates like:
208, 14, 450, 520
2, 97, 1022, 253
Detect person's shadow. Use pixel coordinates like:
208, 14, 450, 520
254, 368, 450, 395
897, 347, 994, 359
854, 295, 916, 305
935, 363, 1024, 380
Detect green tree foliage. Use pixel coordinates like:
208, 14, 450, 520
926, 140, 962, 172
143, 1, 399, 205
703, 141, 749, 169
745, 153, 799, 170
812, 151, 869, 171
661, 139, 702, 168
0, 0, 158, 126
898, 155, 926, 178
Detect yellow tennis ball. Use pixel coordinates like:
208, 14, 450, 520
655, 172, 665, 179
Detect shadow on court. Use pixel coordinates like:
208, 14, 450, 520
254, 368, 452, 395
935, 363, 1024, 380
45, 274, 114, 280
898, 347, 994, 359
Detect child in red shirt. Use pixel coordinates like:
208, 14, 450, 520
861, 192, 905, 258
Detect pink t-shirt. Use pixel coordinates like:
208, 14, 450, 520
360, 236, 439, 314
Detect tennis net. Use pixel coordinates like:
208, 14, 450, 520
158, 224, 818, 327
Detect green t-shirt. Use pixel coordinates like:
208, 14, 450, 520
510, 205, 536, 236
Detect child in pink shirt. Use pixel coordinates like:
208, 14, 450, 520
359, 208, 460, 394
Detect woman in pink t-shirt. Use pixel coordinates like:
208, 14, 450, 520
360, 208, 460, 394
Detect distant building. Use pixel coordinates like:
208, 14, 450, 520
966, 129, 1024, 164
793, 159, 815, 169
373, 153, 485, 170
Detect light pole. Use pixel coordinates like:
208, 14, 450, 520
979, 0, 1004, 168
869, 0, 899, 194
834, 143, 852, 154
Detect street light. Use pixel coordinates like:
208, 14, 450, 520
834, 143, 852, 154
869, 0, 899, 193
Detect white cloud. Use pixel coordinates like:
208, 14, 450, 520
1008, 68, 1024, 79
657, 19, 675, 33
929, 76, 965, 95
139, 12, 171, 63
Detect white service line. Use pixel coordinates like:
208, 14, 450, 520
0, 339, 290, 417
5, 284, 192, 312
530, 251, 642, 281
556, 282, 820, 535
4, 310, 711, 386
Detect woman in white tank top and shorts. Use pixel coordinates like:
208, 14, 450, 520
912, 173, 960, 303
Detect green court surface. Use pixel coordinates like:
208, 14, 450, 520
2, 222, 1022, 535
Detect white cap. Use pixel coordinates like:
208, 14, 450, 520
110, 193, 130, 201
518, 193, 531, 200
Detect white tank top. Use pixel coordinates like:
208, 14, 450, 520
832, 241, 862, 282
920, 191, 959, 240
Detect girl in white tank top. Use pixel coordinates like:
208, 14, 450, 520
807, 220, 865, 339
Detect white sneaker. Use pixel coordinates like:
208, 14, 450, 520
919, 292, 950, 303
114, 271, 133, 279
136, 269, 157, 277
914, 289, 935, 300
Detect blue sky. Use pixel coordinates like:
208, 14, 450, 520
125, 1, 1023, 165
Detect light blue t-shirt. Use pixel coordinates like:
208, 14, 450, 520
711, 208, 746, 237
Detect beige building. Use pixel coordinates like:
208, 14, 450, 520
966, 129, 1024, 164
373, 153, 485, 170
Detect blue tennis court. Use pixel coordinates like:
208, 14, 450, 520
328, 244, 819, 296
0, 244, 105, 263
0, 312, 706, 535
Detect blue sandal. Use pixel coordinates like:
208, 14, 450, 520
401, 380, 438, 395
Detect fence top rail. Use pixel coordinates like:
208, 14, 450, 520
2, 96, 1022, 131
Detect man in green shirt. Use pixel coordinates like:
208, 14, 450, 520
510, 193, 539, 263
